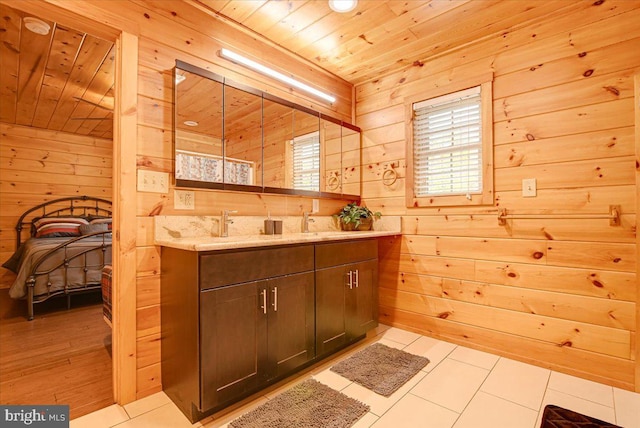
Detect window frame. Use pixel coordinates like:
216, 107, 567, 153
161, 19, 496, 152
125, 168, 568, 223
405, 73, 494, 208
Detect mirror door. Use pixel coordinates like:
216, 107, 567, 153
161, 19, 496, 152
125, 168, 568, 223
223, 84, 263, 191
321, 118, 342, 194
174, 68, 224, 186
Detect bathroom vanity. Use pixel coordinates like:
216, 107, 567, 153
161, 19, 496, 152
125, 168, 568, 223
158, 228, 396, 422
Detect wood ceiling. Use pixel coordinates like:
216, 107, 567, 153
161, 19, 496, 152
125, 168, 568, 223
196, 0, 579, 86
0, 1, 580, 139
0, 3, 114, 139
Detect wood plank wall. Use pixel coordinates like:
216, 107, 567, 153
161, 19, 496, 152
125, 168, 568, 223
0, 123, 113, 289
357, 1, 639, 390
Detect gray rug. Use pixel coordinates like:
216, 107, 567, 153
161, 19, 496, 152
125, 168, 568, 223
229, 379, 369, 428
330, 343, 430, 397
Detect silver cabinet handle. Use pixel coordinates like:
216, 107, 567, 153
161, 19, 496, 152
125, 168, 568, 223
272, 286, 278, 312
355, 269, 359, 288
347, 271, 353, 289
260, 289, 267, 314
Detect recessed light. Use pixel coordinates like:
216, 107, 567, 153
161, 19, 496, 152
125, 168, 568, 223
328, 0, 357, 13
23, 17, 51, 35
183, 120, 199, 127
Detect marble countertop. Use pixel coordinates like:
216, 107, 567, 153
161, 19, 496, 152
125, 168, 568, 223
155, 229, 400, 251
154, 215, 401, 251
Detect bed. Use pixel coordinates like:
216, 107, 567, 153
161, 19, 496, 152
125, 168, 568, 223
2, 196, 112, 320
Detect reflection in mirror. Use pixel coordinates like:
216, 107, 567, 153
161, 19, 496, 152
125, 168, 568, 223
174, 68, 224, 183
173, 60, 362, 198
224, 85, 263, 187
291, 109, 320, 192
342, 126, 360, 196
262, 99, 293, 189
321, 119, 342, 194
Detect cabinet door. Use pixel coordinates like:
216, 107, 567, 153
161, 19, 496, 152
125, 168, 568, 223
267, 272, 315, 377
315, 265, 347, 356
200, 281, 268, 410
346, 260, 379, 339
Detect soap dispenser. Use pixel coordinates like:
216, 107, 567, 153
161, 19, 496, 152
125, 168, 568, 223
264, 212, 275, 235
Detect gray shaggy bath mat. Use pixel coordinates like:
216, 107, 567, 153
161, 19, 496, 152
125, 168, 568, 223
330, 342, 430, 397
229, 379, 369, 428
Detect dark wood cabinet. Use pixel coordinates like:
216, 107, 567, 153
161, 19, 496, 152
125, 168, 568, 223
200, 280, 268, 411
161, 239, 378, 422
315, 240, 378, 357
346, 259, 378, 338
200, 271, 315, 411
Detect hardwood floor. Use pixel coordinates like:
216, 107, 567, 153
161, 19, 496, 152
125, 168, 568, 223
0, 289, 114, 419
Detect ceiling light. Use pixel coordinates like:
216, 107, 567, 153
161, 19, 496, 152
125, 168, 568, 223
175, 74, 186, 85
219, 48, 336, 104
328, 0, 357, 13
23, 17, 51, 35
183, 120, 199, 127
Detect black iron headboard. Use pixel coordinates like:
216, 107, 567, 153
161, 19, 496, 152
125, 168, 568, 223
15, 196, 112, 249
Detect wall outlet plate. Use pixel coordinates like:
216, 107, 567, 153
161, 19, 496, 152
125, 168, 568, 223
174, 190, 195, 210
137, 170, 169, 193
522, 178, 537, 197
312, 199, 319, 213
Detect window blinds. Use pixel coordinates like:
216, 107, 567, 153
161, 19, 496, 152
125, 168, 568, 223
413, 86, 482, 198
292, 132, 320, 191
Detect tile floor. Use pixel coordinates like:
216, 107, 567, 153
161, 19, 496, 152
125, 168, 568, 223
71, 325, 640, 428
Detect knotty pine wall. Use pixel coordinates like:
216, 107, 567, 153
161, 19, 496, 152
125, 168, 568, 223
357, 2, 639, 390
0, 123, 113, 289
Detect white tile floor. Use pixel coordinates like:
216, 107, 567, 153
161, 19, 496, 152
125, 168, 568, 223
71, 325, 640, 428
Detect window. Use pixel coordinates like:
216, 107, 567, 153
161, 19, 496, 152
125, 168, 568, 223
406, 76, 493, 207
291, 132, 320, 191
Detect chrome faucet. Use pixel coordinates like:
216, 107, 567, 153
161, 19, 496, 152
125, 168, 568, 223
303, 211, 315, 233
221, 210, 237, 237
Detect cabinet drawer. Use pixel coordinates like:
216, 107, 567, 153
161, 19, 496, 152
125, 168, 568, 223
315, 239, 378, 269
200, 245, 314, 290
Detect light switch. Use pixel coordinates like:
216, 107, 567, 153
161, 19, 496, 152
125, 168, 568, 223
137, 170, 169, 193
522, 178, 536, 197
174, 190, 195, 210
312, 199, 319, 213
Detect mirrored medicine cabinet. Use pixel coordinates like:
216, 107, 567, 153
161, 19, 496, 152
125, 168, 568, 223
174, 60, 361, 199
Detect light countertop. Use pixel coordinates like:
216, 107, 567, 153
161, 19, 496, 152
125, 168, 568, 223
155, 229, 400, 252
154, 215, 401, 252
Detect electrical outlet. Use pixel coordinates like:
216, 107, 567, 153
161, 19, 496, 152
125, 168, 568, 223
137, 170, 169, 193
522, 178, 537, 197
312, 199, 319, 213
174, 190, 195, 210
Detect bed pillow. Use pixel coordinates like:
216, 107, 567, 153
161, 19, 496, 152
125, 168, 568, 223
90, 217, 112, 230
79, 223, 109, 235
33, 217, 89, 238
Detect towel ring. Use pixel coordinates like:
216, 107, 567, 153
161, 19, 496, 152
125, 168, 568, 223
327, 174, 340, 191
382, 168, 398, 186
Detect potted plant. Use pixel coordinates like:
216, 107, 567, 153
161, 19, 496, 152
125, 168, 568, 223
335, 202, 381, 231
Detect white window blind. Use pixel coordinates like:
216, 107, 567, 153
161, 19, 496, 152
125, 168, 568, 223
292, 132, 320, 191
413, 86, 482, 198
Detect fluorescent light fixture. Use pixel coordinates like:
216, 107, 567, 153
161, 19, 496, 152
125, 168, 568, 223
329, 0, 357, 13
219, 48, 336, 104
